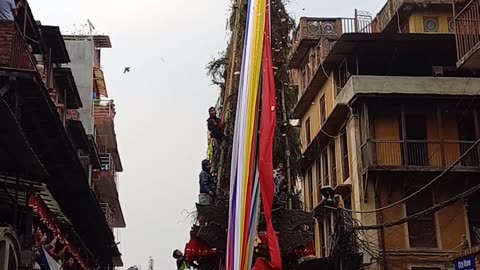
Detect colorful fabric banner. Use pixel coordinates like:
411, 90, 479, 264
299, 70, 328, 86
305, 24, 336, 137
256, 0, 282, 268
226, 0, 281, 269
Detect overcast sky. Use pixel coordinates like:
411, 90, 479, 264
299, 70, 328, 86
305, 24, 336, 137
29, 0, 385, 269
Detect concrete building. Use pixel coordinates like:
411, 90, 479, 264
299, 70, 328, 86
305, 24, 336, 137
289, 1, 480, 270
0, 1, 123, 268
451, 0, 480, 268
64, 35, 126, 231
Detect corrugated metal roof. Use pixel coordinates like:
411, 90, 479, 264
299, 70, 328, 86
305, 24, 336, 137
0, 176, 71, 225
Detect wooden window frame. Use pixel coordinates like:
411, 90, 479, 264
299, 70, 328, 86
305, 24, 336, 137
341, 129, 350, 180
405, 187, 438, 248
306, 118, 311, 145
320, 95, 326, 125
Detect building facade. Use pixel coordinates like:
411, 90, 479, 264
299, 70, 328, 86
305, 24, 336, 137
290, 1, 480, 270
0, 1, 124, 269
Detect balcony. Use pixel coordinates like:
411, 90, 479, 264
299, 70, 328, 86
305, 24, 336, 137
93, 153, 125, 228
101, 203, 115, 229
99, 153, 117, 179
93, 100, 115, 124
361, 140, 480, 171
336, 75, 480, 106
455, 0, 480, 69
0, 22, 36, 71
288, 14, 373, 69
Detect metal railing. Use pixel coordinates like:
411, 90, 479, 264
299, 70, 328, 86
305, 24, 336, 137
454, 0, 480, 62
0, 22, 36, 71
93, 101, 115, 119
99, 153, 116, 175
101, 203, 115, 229
342, 16, 373, 34
361, 140, 480, 169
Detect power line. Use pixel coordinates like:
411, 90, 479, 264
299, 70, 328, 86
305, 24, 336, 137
342, 138, 480, 214
356, 182, 480, 230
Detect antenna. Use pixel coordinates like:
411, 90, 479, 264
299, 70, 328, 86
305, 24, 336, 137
87, 19, 95, 35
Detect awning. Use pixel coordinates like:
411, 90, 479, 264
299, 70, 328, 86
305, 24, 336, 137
40, 26, 70, 63
29, 193, 90, 269
93, 67, 108, 97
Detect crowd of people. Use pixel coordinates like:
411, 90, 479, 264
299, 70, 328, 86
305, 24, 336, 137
33, 227, 77, 270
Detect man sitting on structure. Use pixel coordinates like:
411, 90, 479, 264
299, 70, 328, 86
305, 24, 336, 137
0, 0, 19, 21
199, 159, 215, 205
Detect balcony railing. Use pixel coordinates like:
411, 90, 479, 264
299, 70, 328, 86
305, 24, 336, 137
101, 203, 115, 229
289, 13, 372, 68
99, 153, 116, 175
361, 140, 480, 169
454, 0, 480, 68
93, 100, 115, 120
0, 22, 36, 71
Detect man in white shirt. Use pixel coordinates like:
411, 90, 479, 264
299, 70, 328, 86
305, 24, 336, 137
0, 0, 17, 21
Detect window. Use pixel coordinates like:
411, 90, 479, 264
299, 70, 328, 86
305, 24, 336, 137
305, 118, 311, 145
320, 95, 326, 125
301, 66, 307, 93
405, 114, 428, 166
319, 223, 326, 257
405, 188, 437, 248
324, 213, 332, 253
329, 142, 337, 187
306, 168, 313, 210
344, 195, 352, 218
344, 196, 352, 210
458, 114, 479, 166
321, 150, 329, 186
316, 158, 322, 202
341, 130, 350, 180
334, 60, 349, 94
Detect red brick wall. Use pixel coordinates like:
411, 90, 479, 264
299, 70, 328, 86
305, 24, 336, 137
319, 38, 331, 62
0, 22, 14, 66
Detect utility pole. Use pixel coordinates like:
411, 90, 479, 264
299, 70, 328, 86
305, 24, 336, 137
280, 85, 293, 209
216, 0, 246, 194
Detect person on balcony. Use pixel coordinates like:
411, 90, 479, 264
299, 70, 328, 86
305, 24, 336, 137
199, 159, 215, 205
207, 107, 223, 143
0, 0, 19, 21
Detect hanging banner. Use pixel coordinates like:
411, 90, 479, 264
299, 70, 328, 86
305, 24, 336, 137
226, 0, 281, 269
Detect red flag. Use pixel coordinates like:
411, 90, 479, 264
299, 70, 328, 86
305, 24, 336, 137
257, 0, 282, 269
